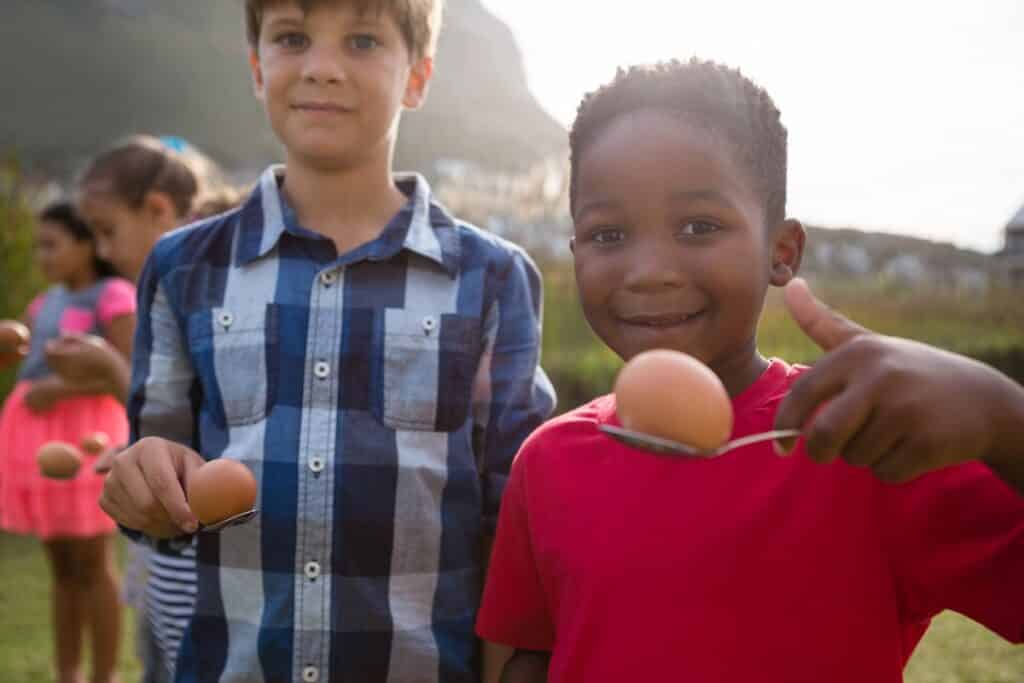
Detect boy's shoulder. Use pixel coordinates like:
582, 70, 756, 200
148, 206, 245, 277
443, 212, 542, 279
512, 394, 614, 469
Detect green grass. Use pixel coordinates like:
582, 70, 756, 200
0, 532, 141, 682
1, 532, 1020, 682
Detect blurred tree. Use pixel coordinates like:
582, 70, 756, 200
0, 156, 42, 398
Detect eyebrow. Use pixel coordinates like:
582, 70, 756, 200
669, 189, 739, 210
575, 189, 739, 222
264, 16, 304, 32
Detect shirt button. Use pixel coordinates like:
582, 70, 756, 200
218, 311, 234, 329
422, 315, 437, 335
314, 361, 330, 379
309, 456, 325, 474
304, 561, 321, 580
302, 666, 319, 682
320, 271, 337, 286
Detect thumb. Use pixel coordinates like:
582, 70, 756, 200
784, 277, 869, 352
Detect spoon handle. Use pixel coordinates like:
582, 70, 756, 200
717, 429, 802, 454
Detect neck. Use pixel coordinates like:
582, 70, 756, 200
282, 150, 408, 255
64, 267, 97, 293
714, 342, 771, 398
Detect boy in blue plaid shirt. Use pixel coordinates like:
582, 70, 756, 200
100, 2, 556, 681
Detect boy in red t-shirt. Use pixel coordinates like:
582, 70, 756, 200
476, 59, 1024, 683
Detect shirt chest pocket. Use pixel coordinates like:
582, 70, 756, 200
187, 306, 278, 427
373, 309, 482, 432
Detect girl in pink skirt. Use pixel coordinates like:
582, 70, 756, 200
0, 201, 135, 683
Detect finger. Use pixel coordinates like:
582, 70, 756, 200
784, 278, 870, 352
179, 450, 209, 496
100, 470, 151, 531
93, 448, 119, 474
871, 440, 933, 485
774, 348, 859, 452
138, 440, 199, 533
840, 410, 905, 468
801, 381, 876, 464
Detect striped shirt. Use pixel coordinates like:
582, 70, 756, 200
146, 543, 197, 678
128, 167, 556, 683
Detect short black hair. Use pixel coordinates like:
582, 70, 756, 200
569, 58, 788, 226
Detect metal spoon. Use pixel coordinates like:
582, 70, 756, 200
599, 424, 802, 459
198, 508, 259, 533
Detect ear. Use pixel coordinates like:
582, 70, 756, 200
769, 219, 805, 287
249, 48, 266, 100
402, 56, 434, 110
141, 191, 179, 231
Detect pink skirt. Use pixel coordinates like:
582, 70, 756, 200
0, 380, 128, 540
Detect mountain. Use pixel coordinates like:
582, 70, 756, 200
0, 0, 567, 177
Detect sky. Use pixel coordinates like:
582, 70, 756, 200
482, 0, 1024, 253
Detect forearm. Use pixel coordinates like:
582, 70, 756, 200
483, 641, 514, 683
984, 374, 1024, 495
500, 650, 550, 683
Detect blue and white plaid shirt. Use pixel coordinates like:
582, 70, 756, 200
128, 167, 556, 683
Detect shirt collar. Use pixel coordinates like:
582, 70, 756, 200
235, 165, 461, 277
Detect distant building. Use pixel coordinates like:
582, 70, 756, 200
1000, 204, 1024, 287
882, 254, 928, 285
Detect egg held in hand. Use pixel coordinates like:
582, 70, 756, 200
37, 441, 83, 479
0, 320, 30, 369
614, 349, 733, 451
80, 432, 110, 456
186, 459, 258, 526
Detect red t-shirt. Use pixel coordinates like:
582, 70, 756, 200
476, 359, 1024, 682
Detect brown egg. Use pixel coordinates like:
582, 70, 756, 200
186, 459, 258, 525
0, 320, 30, 369
80, 432, 110, 456
37, 442, 83, 480
614, 349, 733, 451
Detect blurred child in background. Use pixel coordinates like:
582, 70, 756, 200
47, 135, 236, 683
0, 201, 135, 683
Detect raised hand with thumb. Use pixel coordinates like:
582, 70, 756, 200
773, 278, 1024, 493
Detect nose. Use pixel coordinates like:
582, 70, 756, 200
96, 237, 112, 262
301, 45, 346, 84
621, 234, 688, 292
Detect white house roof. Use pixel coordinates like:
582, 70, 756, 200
1010, 204, 1024, 229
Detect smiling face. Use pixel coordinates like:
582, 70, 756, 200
571, 109, 804, 394
249, 1, 433, 172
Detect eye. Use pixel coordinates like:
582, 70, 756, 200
589, 227, 626, 245
678, 220, 721, 237
348, 34, 380, 51
274, 31, 309, 50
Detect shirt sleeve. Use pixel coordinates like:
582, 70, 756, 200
25, 292, 46, 325
128, 255, 198, 450
96, 278, 137, 326
880, 462, 1024, 643
472, 247, 557, 536
122, 250, 201, 549
476, 448, 555, 651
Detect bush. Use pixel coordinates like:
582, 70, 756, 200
0, 157, 43, 399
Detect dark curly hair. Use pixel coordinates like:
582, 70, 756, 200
569, 58, 788, 226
